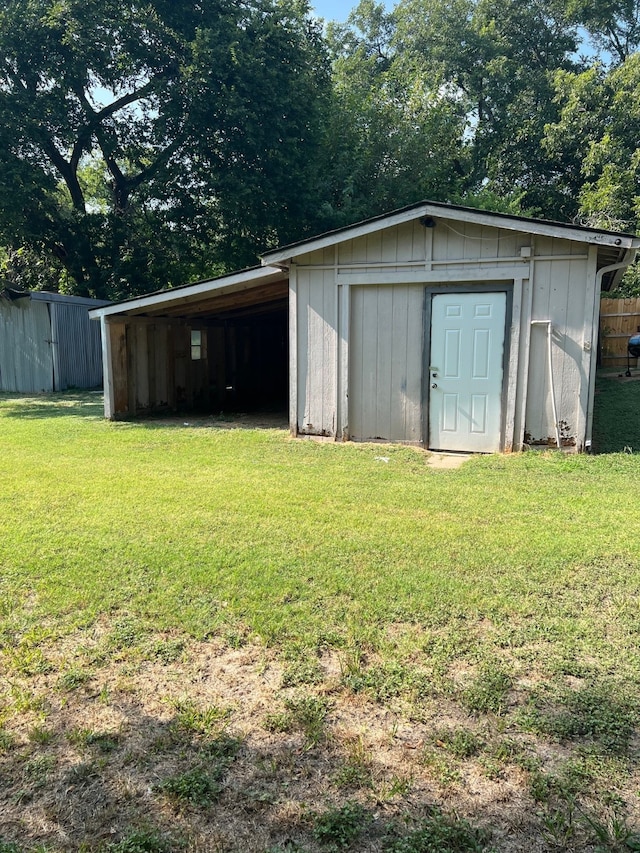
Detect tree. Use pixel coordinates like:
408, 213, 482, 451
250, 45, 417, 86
0, 0, 331, 299
544, 55, 640, 232
324, 0, 586, 223
322, 0, 472, 224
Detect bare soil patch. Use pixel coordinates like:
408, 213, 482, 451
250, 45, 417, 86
1, 624, 638, 852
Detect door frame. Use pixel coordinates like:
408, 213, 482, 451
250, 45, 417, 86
422, 283, 514, 452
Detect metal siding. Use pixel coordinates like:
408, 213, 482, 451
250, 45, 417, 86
0, 298, 54, 392
53, 303, 104, 390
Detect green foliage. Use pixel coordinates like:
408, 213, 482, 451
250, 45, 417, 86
432, 727, 485, 759
156, 765, 224, 807
312, 801, 368, 850
170, 699, 231, 739
385, 807, 490, 852
57, 666, 91, 692
265, 695, 331, 746
281, 658, 325, 688
460, 663, 512, 716
105, 829, 171, 852
0, 0, 332, 298
342, 661, 429, 702
519, 683, 637, 754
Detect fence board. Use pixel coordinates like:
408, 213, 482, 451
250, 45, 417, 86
600, 298, 640, 367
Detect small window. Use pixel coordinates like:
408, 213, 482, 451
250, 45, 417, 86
191, 329, 204, 360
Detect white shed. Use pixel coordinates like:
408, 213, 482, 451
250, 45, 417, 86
91, 201, 640, 452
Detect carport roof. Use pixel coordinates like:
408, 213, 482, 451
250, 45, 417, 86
88, 265, 288, 320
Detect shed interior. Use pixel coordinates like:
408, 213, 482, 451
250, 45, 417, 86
106, 276, 288, 418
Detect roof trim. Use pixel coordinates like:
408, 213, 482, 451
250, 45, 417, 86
88, 266, 286, 319
260, 201, 640, 264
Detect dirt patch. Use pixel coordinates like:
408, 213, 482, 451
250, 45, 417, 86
0, 627, 638, 852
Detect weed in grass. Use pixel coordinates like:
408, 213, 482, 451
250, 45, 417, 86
581, 803, 640, 850
284, 695, 330, 747
145, 638, 185, 664
335, 736, 372, 790
7, 646, 53, 676
23, 754, 56, 787
65, 760, 102, 784
519, 683, 637, 754
432, 727, 484, 759
460, 662, 512, 716
27, 725, 55, 746
156, 764, 224, 807
0, 728, 15, 752
384, 807, 491, 852
378, 775, 413, 801
57, 666, 91, 692
107, 616, 145, 651
67, 727, 120, 753
281, 658, 324, 688
312, 801, 368, 850
171, 699, 230, 737
489, 737, 526, 765
9, 685, 46, 714
105, 828, 172, 852
541, 803, 576, 849
201, 731, 243, 762
0, 842, 21, 853
334, 761, 372, 790
263, 711, 294, 734
421, 749, 461, 789
342, 661, 429, 703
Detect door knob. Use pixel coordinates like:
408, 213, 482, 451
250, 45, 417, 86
431, 383, 438, 389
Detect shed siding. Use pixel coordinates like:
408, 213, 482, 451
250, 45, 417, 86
349, 285, 423, 442
52, 302, 104, 389
0, 299, 53, 392
296, 268, 337, 435
292, 217, 598, 449
524, 239, 589, 446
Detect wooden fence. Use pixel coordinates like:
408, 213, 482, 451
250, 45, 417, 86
599, 298, 640, 368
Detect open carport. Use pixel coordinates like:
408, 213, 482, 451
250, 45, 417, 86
90, 267, 289, 419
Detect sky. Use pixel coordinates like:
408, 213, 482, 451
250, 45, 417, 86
311, 0, 393, 23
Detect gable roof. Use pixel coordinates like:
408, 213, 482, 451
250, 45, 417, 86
260, 200, 640, 266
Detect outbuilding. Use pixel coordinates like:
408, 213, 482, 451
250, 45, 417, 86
1, 288, 109, 393
90, 201, 640, 452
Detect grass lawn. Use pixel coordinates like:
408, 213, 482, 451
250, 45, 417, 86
1, 373, 640, 852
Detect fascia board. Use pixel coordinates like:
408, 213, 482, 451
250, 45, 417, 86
88, 266, 286, 320
260, 203, 640, 266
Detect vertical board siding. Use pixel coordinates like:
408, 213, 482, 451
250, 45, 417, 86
349, 285, 423, 442
296, 270, 337, 435
0, 299, 53, 392
524, 239, 589, 445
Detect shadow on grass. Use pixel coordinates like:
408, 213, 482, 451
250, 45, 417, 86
592, 371, 640, 454
1, 637, 638, 853
0, 391, 104, 420
0, 391, 289, 432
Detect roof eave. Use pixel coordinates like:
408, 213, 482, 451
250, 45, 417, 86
260, 201, 640, 266
88, 266, 286, 320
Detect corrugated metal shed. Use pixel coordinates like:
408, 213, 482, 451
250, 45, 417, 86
0, 289, 110, 393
